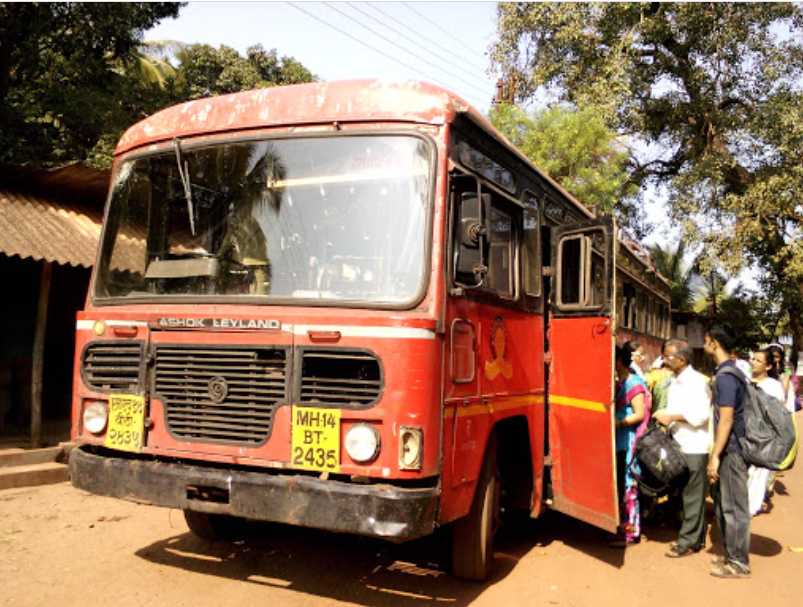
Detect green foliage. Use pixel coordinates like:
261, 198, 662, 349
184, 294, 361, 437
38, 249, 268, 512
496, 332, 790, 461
0, 5, 316, 170
246, 45, 315, 87
711, 286, 779, 353
173, 44, 316, 100
492, 3, 803, 348
0, 2, 183, 168
692, 269, 730, 316
129, 54, 177, 89
647, 241, 697, 312
174, 44, 261, 98
490, 103, 636, 217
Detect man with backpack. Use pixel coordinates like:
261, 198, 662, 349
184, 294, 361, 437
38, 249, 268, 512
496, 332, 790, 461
654, 339, 712, 558
704, 324, 751, 579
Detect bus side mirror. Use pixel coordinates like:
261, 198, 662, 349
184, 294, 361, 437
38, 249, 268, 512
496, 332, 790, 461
454, 192, 489, 287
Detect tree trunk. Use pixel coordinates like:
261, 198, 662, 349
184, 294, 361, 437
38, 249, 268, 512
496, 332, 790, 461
709, 273, 718, 317
31, 261, 52, 448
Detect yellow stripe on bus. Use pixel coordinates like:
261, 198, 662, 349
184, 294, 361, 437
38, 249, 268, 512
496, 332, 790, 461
444, 394, 544, 419
549, 394, 607, 413
443, 393, 606, 418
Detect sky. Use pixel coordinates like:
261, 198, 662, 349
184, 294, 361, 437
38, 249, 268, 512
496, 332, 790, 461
146, 2, 671, 232
146, 1, 500, 112
145, 1, 748, 289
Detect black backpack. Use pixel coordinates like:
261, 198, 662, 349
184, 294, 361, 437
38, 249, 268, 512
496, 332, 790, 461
717, 367, 798, 471
632, 421, 689, 494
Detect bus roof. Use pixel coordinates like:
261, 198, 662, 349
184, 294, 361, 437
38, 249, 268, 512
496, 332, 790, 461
116, 80, 466, 155
115, 79, 593, 219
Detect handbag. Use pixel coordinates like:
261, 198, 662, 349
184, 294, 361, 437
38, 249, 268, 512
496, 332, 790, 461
631, 421, 689, 494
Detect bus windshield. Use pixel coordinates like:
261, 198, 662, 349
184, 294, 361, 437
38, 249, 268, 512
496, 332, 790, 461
95, 135, 432, 305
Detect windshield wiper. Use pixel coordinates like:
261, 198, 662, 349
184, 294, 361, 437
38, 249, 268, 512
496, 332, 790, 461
173, 138, 196, 236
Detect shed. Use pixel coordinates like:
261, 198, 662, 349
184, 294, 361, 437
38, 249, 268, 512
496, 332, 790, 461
0, 164, 109, 445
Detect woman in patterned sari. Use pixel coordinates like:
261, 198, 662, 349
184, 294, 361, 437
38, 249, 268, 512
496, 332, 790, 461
612, 342, 652, 546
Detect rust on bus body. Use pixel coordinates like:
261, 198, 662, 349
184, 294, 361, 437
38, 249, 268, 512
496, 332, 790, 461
116, 79, 472, 155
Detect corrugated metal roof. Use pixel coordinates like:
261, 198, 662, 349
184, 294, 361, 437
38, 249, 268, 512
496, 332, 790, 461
0, 189, 103, 268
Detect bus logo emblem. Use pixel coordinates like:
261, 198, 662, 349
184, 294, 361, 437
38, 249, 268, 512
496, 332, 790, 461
208, 376, 228, 403
485, 317, 513, 380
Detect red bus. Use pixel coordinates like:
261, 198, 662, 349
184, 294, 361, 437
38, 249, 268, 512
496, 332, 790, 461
69, 80, 671, 580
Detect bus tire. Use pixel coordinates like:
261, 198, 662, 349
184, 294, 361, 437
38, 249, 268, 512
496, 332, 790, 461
450, 437, 500, 581
183, 510, 243, 541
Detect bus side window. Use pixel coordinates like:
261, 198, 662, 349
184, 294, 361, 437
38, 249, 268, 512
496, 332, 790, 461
485, 203, 514, 297
522, 208, 540, 297
663, 303, 671, 338
637, 291, 647, 332
588, 247, 606, 306
617, 278, 626, 326
559, 235, 584, 305
450, 172, 483, 287
555, 225, 610, 311
645, 299, 652, 335
622, 283, 636, 328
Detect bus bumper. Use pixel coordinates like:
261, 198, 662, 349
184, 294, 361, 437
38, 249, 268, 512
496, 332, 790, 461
69, 446, 439, 541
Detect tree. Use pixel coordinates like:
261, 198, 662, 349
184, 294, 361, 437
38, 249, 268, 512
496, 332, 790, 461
490, 103, 637, 219
0, 2, 183, 168
173, 44, 315, 101
83, 43, 183, 167
0, 4, 317, 169
491, 3, 803, 351
647, 241, 698, 312
710, 286, 778, 353
692, 267, 733, 318
174, 44, 261, 98
247, 45, 315, 87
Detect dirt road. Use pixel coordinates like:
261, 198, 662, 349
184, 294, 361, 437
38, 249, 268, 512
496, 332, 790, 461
2, 453, 802, 607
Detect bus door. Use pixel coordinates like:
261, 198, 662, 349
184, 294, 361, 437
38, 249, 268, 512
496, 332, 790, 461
546, 217, 618, 532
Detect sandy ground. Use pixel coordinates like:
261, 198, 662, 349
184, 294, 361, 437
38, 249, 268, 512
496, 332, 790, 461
2, 447, 802, 607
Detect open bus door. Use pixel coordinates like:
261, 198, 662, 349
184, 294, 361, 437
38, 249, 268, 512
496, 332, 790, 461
546, 216, 618, 532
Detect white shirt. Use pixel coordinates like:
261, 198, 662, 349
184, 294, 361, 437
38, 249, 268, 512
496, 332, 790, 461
786, 381, 797, 414
756, 376, 785, 403
666, 365, 713, 454
781, 376, 797, 414
735, 358, 752, 380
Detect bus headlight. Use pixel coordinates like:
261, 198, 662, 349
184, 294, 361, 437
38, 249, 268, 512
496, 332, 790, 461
345, 424, 380, 463
399, 426, 422, 470
83, 401, 108, 434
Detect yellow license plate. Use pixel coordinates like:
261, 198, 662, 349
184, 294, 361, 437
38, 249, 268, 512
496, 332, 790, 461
291, 406, 340, 472
104, 394, 145, 453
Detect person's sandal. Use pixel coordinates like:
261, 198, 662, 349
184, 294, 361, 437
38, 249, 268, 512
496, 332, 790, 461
666, 545, 700, 558
710, 561, 750, 578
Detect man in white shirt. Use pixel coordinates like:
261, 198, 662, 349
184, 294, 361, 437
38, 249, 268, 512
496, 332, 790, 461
654, 338, 713, 557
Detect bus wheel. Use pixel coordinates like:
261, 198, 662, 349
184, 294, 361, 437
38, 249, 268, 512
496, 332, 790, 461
450, 438, 500, 581
183, 510, 243, 541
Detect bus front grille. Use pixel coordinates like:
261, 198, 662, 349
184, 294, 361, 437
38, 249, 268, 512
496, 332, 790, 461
154, 346, 289, 445
299, 349, 382, 408
82, 341, 144, 392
